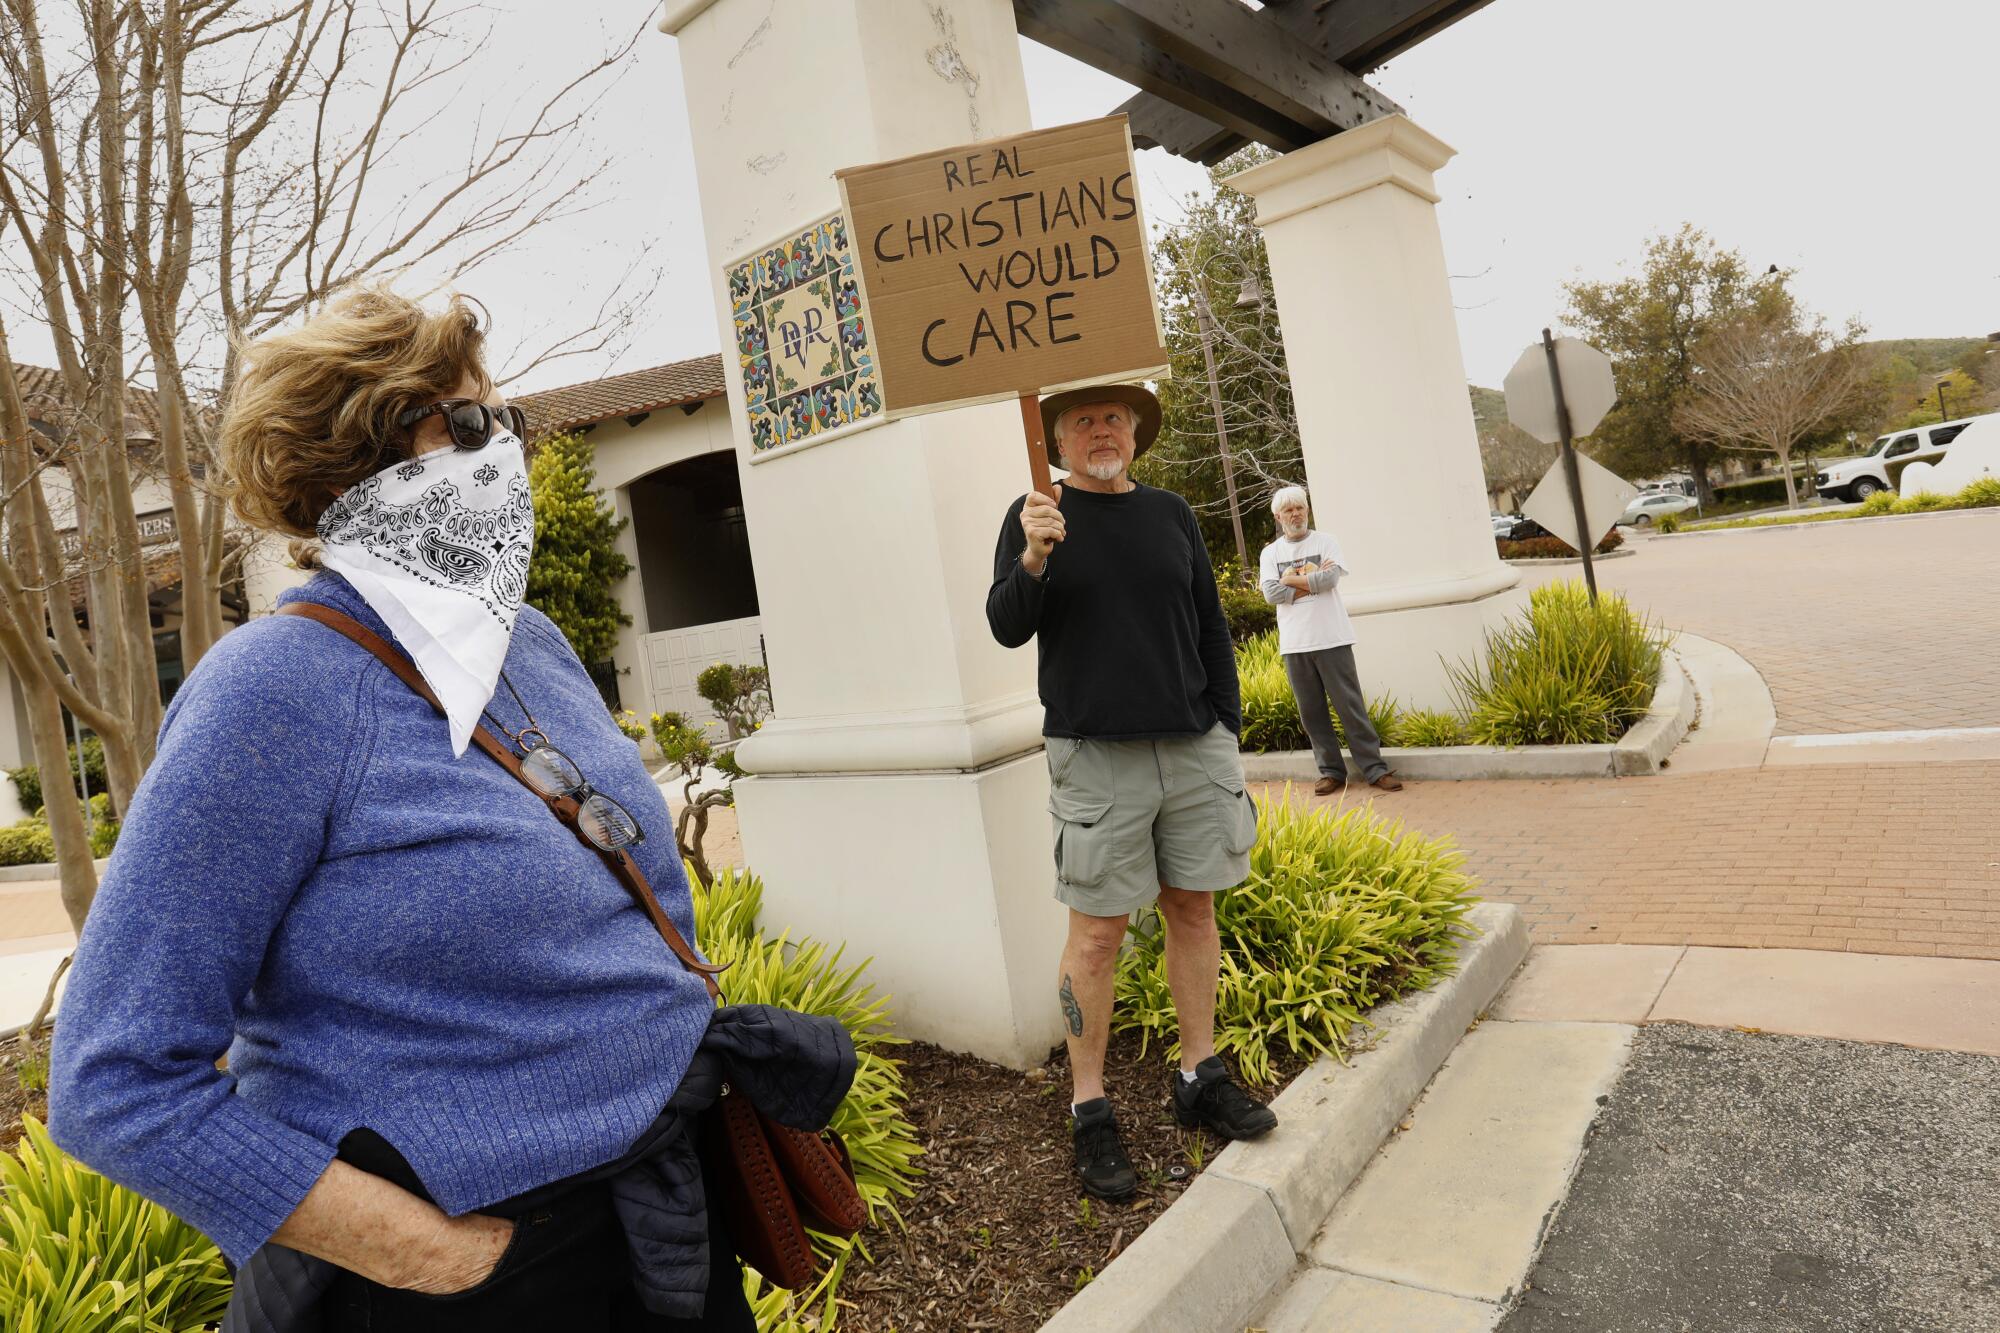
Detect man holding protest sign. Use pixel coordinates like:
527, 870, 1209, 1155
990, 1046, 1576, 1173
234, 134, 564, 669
986, 385, 1277, 1202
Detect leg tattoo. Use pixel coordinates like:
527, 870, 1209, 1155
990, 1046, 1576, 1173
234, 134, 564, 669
1059, 972, 1084, 1038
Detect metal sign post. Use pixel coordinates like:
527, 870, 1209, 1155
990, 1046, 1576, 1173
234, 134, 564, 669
1541, 327, 1598, 603
1505, 331, 1623, 604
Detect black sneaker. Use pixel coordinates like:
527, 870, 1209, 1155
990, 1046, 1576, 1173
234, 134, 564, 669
1071, 1098, 1138, 1201
1172, 1056, 1278, 1140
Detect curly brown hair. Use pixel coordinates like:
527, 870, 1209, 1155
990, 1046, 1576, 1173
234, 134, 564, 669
221, 287, 494, 563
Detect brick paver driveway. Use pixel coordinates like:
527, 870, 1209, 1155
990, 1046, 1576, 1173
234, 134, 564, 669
1521, 509, 2000, 735
1275, 763, 2000, 962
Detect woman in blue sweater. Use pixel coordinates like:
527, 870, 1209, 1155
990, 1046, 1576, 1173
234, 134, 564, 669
47, 289, 845, 1330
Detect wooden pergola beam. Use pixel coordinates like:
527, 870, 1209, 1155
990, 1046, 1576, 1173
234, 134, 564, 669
1015, 0, 1325, 151
1096, 0, 1498, 164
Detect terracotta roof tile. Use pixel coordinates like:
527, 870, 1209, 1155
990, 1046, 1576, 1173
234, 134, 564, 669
10, 363, 164, 438
512, 354, 725, 439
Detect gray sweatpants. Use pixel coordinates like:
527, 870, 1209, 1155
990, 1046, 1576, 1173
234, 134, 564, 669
1282, 644, 1388, 781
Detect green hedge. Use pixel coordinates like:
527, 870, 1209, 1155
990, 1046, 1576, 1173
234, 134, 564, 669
0, 795, 118, 866
1712, 474, 1811, 506
7, 735, 108, 817
1215, 565, 1277, 644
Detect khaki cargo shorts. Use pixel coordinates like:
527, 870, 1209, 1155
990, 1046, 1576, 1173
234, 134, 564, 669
1044, 722, 1260, 918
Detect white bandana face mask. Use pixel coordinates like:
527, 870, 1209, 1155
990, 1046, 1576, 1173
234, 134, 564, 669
316, 431, 535, 755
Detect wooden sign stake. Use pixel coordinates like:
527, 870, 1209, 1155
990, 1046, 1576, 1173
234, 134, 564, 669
1019, 393, 1056, 498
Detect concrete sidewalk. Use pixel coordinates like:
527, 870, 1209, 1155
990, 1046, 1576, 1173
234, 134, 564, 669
1248, 942, 2000, 1333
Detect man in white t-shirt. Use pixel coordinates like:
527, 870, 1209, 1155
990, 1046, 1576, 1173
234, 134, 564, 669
1257, 485, 1403, 796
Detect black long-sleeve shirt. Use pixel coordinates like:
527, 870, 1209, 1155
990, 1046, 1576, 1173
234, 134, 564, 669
986, 483, 1241, 740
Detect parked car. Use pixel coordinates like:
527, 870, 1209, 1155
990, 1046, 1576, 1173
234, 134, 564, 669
1900, 414, 2000, 498
1814, 414, 1991, 502
1619, 491, 1698, 526
1491, 512, 1518, 538
1503, 516, 1553, 542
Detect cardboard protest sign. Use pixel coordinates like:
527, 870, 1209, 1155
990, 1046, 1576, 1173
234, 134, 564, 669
835, 115, 1168, 417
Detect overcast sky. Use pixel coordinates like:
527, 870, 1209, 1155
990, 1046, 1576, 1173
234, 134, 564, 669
12, 0, 1997, 394
517, 0, 1997, 392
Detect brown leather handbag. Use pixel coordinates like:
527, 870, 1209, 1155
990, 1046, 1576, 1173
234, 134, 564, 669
279, 602, 866, 1290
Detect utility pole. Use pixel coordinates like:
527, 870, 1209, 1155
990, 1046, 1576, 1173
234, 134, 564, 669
1194, 290, 1251, 582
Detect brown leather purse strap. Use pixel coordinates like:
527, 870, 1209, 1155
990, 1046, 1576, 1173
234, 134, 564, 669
278, 601, 725, 997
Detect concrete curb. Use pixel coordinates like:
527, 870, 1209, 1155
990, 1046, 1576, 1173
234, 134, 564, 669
1664, 504, 1999, 540
0, 858, 107, 884
1039, 902, 1530, 1333
1239, 655, 1693, 783
1500, 547, 1637, 566
1612, 653, 1695, 776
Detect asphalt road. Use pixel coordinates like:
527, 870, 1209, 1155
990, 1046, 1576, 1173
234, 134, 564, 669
1502, 1024, 2000, 1332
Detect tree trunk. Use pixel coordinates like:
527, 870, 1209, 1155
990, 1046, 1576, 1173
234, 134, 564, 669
1685, 443, 1716, 507
1778, 449, 1800, 509
676, 802, 713, 890
24, 676, 101, 935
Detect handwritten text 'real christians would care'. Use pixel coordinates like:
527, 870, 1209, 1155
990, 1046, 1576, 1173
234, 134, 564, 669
867, 144, 1138, 368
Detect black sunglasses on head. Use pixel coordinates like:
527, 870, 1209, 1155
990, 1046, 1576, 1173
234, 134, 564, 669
396, 399, 528, 451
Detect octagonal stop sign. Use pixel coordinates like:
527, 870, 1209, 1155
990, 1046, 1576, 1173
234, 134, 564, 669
1503, 337, 1617, 445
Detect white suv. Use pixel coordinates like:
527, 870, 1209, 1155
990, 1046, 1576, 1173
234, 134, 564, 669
1814, 416, 1989, 502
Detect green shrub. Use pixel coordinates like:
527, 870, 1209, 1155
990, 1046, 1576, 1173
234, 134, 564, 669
0, 820, 55, 868
1653, 510, 1684, 534
1450, 581, 1670, 746
7, 735, 108, 817
612, 708, 648, 744
1894, 489, 1951, 513
1216, 575, 1276, 644
1236, 631, 1306, 753
526, 431, 634, 664
1399, 709, 1466, 747
1856, 489, 1899, 515
0, 797, 119, 868
693, 867, 921, 1329
1952, 476, 2000, 507
1114, 793, 1477, 1087
0, 1117, 232, 1332
695, 663, 771, 739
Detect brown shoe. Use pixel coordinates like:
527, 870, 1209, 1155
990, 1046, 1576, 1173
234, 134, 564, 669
1313, 776, 1345, 796
1369, 774, 1405, 792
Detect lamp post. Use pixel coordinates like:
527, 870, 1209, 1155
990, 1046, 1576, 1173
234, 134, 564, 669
1194, 284, 1252, 582
1936, 377, 1951, 422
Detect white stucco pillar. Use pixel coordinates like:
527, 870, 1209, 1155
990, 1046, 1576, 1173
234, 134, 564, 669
660, 0, 1065, 1066
1227, 117, 1523, 711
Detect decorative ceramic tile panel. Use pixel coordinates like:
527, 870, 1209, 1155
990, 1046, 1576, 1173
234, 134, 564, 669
728, 213, 882, 453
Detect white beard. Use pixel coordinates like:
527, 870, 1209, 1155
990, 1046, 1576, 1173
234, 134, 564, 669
1280, 522, 1309, 539
1083, 459, 1127, 482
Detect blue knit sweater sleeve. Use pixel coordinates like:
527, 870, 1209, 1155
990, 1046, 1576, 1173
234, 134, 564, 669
49, 618, 361, 1262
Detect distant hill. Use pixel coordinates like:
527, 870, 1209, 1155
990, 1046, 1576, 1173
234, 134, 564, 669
1469, 383, 1507, 430
1861, 337, 1984, 376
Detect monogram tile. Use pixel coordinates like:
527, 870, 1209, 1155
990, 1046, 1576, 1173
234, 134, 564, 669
727, 210, 883, 454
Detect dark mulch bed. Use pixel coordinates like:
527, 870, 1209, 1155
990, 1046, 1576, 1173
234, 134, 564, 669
2, 1031, 52, 1153
837, 1030, 1306, 1332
